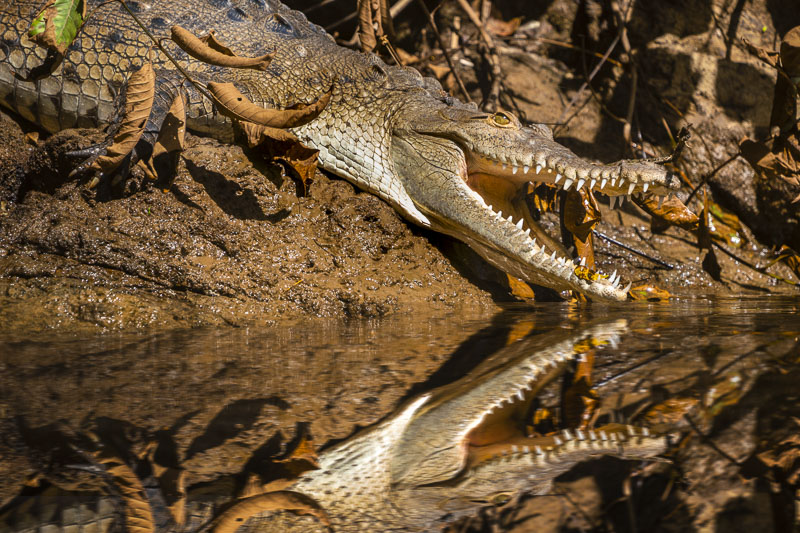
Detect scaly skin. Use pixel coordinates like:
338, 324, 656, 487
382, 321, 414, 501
0, 320, 670, 532
0, 0, 682, 300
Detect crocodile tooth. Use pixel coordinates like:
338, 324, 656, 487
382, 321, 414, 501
611, 177, 617, 187
516, 219, 524, 230
627, 182, 636, 195
619, 195, 625, 206
600, 430, 608, 440
609, 335, 619, 349
523, 165, 530, 174
623, 281, 632, 292
512, 166, 518, 175
580, 256, 586, 266
562, 429, 573, 440
563, 178, 573, 190
550, 251, 556, 261
512, 445, 519, 453
523, 445, 531, 453
627, 425, 636, 437
516, 390, 524, 401
502, 164, 507, 170
496, 210, 503, 219
554, 173, 563, 184
535, 445, 543, 455
525, 228, 531, 236
535, 164, 542, 174
643, 427, 650, 436
589, 430, 597, 440
611, 270, 617, 283
507, 214, 514, 223
600, 178, 608, 189
642, 182, 649, 193
658, 195, 665, 209
487, 204, 493, 212
553, 436, 563, 446
576, 429, 585, 440
609, 196, 618, 209
576, 178, 585, 190
589, 179, 596, 190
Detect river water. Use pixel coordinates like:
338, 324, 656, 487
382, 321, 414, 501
1, 296, 798, 531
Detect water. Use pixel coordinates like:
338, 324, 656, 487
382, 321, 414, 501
1, 296, 798, 531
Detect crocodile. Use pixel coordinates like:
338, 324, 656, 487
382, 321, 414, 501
0, 320, 670, 532
0, 0, 682, 301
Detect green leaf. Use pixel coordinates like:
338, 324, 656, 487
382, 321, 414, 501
28, 0, 86, 54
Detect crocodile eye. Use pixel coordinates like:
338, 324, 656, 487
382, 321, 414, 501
491, 112, 513, 127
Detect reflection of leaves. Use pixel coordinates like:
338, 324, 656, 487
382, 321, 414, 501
94, 450, 155, 533
756, 417, 800, 485
629, 284, 671, 301
170, 26, 273, 70
207, 82, 331, 128
28, 0, 85, 54
210, 491, 330, 533
91, 63, 156, 175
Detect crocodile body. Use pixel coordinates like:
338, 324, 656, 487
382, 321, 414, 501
0, 0, 681, 301
1, 321, 669, 532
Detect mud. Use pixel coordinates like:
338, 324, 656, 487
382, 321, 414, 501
1, 1, 798, 333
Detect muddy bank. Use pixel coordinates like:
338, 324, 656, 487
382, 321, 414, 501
0, 0, 798, 333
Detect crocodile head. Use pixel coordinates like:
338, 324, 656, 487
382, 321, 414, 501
391, 101, 681, 301
282, 320, 670, 531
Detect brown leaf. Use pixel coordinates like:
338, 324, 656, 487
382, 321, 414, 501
628, 284, 671, 301
170, 26, 273, 70
634, 193, 699, 231
138, 91, 186, 183
506, 274, 535, 300
358, 0, 377, 53
209, 491, 330, 533
235, 122, 320, 196
94, 451, 155, 533
91, 62, 156, 175
486, 16, 523, 37
207, 82, 331, 129
275, 434, 320, 475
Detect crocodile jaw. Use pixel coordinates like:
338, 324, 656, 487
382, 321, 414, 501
391, 105, 680, 302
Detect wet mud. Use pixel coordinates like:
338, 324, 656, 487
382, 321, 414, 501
0, 2, 798, 332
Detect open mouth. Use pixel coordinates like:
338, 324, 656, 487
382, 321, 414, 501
453, 151, 681, 299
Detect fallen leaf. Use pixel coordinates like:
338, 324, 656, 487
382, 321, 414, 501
209, 491, 329, 533
506, 274, 535, 300
170, 26, 273, 70
91, 62, 156, 175
93, 450, 155, 533
138, 90, 186, 183
486, 16, 522, 37
634, 193, 699, 231
207, 82, 331, 129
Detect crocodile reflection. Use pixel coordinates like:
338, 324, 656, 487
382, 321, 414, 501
1, 321, 669, 532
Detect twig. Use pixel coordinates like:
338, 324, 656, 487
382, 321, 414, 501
683, 414, 742, 466
712, 241, 799, 286
413, 0, 471, 102
684, 152, 739, 204
453, 0, 501, 110
593, 230, 675, 269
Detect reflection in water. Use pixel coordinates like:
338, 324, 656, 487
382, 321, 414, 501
0, 297, 799, 531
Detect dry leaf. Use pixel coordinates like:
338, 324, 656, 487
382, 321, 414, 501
207, 82, 331, 129
564, 189, 600, 269
234, 122, 320, 196
275, 434, 320, 476
94, 451, 155, 533
486, 16, 523, 37
628, 284, 671, 301
171, 26, 273, 70
138, 91, 186, 183
209, 491, 330, 533
634, 193, 699, 231
91, 62, 156, 174
506, 274, 535, 300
